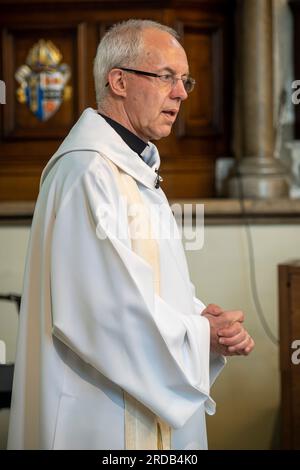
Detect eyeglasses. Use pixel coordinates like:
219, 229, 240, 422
105, 67, 196, 93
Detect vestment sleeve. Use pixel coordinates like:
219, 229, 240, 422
50, 157, 224, 428
189, 283, 226, 386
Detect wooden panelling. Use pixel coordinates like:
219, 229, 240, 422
279, 262, 300, 449
0, 0, 234, 201
160, 156, 215, 198
176, 20, 223, 138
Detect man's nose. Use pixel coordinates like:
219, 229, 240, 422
170, 79, 188, 101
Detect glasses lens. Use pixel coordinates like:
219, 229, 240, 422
159, 75, 173, 85
184, 77, 195, 93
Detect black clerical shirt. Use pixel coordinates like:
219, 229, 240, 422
99, 113, 161, 188
99, 113, 148, 158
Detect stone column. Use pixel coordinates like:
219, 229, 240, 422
227, 0, 289, 198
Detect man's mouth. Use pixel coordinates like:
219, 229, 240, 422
161, 109, 178, 119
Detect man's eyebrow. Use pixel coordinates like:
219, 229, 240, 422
158, 66, 189, 76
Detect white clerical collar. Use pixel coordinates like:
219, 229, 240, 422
41, 108, 161, 190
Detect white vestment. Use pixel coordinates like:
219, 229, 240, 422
7, 108, 225, 450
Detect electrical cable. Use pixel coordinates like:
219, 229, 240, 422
236, 174, 279, 346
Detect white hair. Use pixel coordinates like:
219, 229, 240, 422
93, 19, 179, 105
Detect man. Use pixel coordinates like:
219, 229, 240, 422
8, 19, 254, 450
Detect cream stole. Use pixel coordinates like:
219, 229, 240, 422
106, 159, 171, 450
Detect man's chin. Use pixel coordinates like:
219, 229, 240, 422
150, 126, 173, 141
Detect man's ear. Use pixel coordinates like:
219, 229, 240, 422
107, 69, 127, 98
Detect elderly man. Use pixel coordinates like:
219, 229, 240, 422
8, 19, 254, 450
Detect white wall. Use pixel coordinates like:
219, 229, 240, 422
0, 227, 29, 362
0, 227, 29, 449
0, 224, 300, 449
0, 227, 30, 449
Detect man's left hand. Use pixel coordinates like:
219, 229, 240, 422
217, 321, 254, 356
201, 304, 255, 356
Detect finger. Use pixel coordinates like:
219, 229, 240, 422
217, 322, 242, 338
202, 304, 223, 316
244, 337, 255, 355
218, 329, 247, 347
236, 340, 255, 356
222, 310, 244, 325
228, 334, 252, 353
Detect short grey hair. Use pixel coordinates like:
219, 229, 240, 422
93, 19, 179, 105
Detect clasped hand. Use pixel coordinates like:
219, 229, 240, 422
201, 304, 255, 356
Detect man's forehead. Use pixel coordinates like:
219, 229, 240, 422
142, 28, 183, 52
141, 28, 189, 71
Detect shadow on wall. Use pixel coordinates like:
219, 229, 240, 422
207, 405, 281, 450
0, 409, 9, 449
